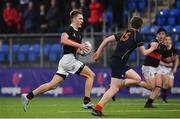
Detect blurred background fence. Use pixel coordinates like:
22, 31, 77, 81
0, 30, 180, 68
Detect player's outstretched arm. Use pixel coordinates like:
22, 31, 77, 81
139, 42, 158, 56
92, 35, 116, 62
60, 32, 89, 52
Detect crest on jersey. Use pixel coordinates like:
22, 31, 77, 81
72, 33, 76, 37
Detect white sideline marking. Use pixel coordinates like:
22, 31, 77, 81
1, 103, 180, 107
57, 109, 180, 113
2, 118, 180, 119
108, 103, 180, 106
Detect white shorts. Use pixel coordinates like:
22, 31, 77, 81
142, 65, 159, 81
158, 65, 174, 80
56, 54, 84, 79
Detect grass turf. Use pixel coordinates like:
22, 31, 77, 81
0, 97, 180, 118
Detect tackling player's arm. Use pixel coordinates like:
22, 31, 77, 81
139, 42, 158, 56
60, 32, 89, 51
92, 35, 116, 62
96, 35, 116, 53
160, 61, 173, 68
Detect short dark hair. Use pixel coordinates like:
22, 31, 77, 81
70, 10, 82, 20
130, 16, 143, 29
156, 27, 167, 34
166, 34, 170, 37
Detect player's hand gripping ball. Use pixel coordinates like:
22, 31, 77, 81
80, 41, 92, 56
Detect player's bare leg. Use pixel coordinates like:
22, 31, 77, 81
168, 78, 174, 88
138, 81, 152, 90
164, 77, 174, 102
149, 74, 162, 99
21, 75, 64, 112
80, 65, 95, 109
145, 74, 162, 108
124, 69, 141, 86
32, 75, 64, 96
104, 69, 141, 102
92, 78, 124, 116
97, 78, 123, 107
161, 75, 171, 103
125, 69, 153, 90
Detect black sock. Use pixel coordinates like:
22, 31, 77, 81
26, 92, 34, 100
83, 96, 91, 104
146, 98, 154, 105
112, 95, 116, 101
161, 88, 168, 101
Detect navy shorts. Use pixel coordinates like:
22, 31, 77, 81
110, 58, 131, 79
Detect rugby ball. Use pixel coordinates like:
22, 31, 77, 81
79, 41, 92, 56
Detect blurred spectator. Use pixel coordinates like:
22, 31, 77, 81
37, 3, 47, 33
88, 0, 104, 32
64, 0, 80, 26
19, 0, 29, 5
19, 0, 29, 16
104, 8, 112, 32
3, 1, 21, 33
101, 0, 112, 10
88, 0, 104, 52
112, 0, 126, 29
79, 0, 89, 29
23, 1, 36, 33
0, 0, 3, 33
46, 0, 59, 33
70, 0, 79, 10
56, 0, 65, 30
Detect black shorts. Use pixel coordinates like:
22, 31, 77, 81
110, 58, 131, 79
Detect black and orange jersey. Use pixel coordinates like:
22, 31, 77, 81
112, 28, 144, 64
62, 25, 82, 55
144, 39, 167, 67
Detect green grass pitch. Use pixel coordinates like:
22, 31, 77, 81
0, 97, 180, 118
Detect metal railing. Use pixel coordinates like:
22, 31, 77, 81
0, 30, 179, 68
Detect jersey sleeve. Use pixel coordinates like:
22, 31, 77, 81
136, 33, 144, 47
114, 32, 122, 41
63, 26, 72, 37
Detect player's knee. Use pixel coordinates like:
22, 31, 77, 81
51, 85, 58, 90
48, 82, 58, 90
169, 83, 173, 88
168, 80, 174, 88
88, 71, 95, 80
149, 84, 155, 89
164, 84, 169, 89
135, 76, 141, 84
91, 72, 96, 78
109, 86, 119, 94
137, 78, 141, 83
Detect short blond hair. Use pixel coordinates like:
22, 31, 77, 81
70, 9, 82, 20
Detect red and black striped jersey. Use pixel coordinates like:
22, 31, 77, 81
144, 39, 167, 67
